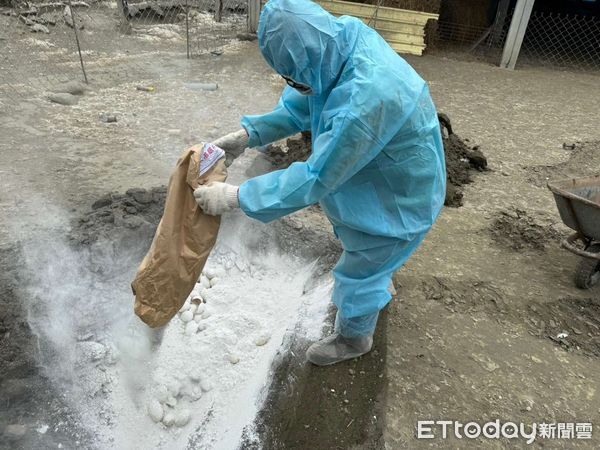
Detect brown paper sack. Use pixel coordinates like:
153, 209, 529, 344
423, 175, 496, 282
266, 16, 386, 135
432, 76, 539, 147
132, 144, 227, 327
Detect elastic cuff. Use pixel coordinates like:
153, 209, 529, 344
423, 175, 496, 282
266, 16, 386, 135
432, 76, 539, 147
241, 116, 262, 148
225, 186, 240, 209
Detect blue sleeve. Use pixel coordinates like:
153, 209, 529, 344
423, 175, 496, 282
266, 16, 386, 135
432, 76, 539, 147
241, 86, 310, 148
239, 112, 385, 223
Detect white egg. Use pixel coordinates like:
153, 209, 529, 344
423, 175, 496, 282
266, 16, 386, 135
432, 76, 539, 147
154, 384, 169, 403
200, 290, 211, 303
184, 322, 199, 336
189, 373, 201, 383
148, 399, 164, 423
228, 353, 240, 365
166, 396, 177, 408
167, 380, 181, 397
180, 310, 194, 323
200, 379, 213, 392
174, 409, 191, 427
196, 286, 208, 297
203, 267, 216, 279
254, 333, 271, 347
200, 275, 210, 289
189, 387, 202, 401
162, 411, 175, 427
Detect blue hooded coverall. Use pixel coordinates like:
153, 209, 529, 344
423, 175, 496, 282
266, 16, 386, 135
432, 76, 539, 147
238, 0, 446, 337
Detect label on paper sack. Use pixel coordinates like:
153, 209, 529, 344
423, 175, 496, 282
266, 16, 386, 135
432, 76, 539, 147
199, 143, 225, 176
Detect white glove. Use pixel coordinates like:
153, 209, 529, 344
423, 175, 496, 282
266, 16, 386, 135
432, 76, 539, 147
194, 182, 240, 216
212, 129, 250, 160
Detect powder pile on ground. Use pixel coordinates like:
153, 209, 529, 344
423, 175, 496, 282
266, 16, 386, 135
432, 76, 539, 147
32, 184, 334, 449
67, 240, 330, 449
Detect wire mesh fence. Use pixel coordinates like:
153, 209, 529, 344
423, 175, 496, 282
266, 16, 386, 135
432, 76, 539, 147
187, 0, 247, 56
428, 3, 599, 73
0, 0, 249, 103
518, 11, 600, 70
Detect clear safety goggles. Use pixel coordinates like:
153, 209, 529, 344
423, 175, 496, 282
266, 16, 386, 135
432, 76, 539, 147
282, 76, 313, 96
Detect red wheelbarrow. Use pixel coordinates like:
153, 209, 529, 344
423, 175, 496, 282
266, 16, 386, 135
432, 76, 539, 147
548, 176, 600, 289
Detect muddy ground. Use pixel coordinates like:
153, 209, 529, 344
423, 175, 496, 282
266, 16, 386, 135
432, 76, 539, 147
1, 10, 600, 449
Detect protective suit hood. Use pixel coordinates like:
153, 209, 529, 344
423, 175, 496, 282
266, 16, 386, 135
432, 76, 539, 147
258, 0, 358, 96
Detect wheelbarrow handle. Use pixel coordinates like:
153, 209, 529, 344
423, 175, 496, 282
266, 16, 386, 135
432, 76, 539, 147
561, 232, 600, 260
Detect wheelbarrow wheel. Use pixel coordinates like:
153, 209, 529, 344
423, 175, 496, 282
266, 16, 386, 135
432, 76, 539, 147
574, 244, 600, 289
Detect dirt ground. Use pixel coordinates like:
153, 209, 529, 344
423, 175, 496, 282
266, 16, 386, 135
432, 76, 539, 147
1, 13, 600, 449
384, 54, 600, 448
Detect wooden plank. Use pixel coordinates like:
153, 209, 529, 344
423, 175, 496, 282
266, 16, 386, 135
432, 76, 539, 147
389, 42, 425, 55
353, 16, 426, 35
324, 9, 428, 33
377, 29, 425, 46
260, 0, 438, 57
317, 0, 437, 24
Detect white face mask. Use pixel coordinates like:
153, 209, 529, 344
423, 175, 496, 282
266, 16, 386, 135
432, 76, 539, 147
282, 76, 313, 96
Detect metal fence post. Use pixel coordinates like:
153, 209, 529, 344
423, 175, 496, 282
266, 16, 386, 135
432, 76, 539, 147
500, 0, 536, 70
490, 0, 510, 46
215, 0, 222, 22
67, 0, 88, 83
248, 0, 260, 33
186, 0, 190, 58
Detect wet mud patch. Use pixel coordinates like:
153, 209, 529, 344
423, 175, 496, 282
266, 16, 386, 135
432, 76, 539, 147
69, 186, 167, 245
528, 140, 600, 187
442, 129, 488, 207
267, 132, 312, 169
421, 276, 508, 315
248, 310, 387, 450
265, 115, 488, 208
489, 208, 564, 252
526, 297, 600, 357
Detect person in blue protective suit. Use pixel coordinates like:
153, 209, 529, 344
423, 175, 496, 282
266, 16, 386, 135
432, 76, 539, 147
194, 0, 446, 366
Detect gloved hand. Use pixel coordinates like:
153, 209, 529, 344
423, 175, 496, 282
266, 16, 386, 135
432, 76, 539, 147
212, 129, 249, 160
194, 182, 240, 216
